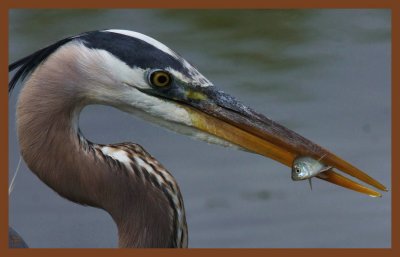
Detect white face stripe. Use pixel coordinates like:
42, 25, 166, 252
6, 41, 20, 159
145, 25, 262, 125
102, 29, 213, 88
76, 43, 149, 89
104, 29, 180, 60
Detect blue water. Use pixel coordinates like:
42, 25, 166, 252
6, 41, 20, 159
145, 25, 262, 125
9, 9, 391, 248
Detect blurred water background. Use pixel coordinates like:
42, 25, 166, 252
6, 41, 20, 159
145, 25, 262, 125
8, 9, 391, 248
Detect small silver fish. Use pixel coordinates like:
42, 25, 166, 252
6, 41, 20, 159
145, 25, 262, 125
291, 156, 331, 190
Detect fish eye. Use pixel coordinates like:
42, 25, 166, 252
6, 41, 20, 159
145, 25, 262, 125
295, 168, 301, 174
149, 70, 172, 88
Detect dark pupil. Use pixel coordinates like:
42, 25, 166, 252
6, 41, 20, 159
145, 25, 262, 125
157, 75, 167, 84
296, 168, 300, 173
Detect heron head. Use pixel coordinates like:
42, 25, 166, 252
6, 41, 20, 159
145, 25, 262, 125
73, 29, 251, 148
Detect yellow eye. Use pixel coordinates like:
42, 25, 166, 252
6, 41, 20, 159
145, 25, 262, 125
149, 70, 171, 87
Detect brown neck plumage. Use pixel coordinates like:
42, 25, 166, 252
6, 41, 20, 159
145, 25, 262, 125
15, 47, 179, 247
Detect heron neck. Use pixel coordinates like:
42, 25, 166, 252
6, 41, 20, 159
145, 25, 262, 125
16, 67, 178, 247
16, 75, 97, 206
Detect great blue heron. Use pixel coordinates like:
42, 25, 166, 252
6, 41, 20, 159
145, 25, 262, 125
8, 29, 386, 248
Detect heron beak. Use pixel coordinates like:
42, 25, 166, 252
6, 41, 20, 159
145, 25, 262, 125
183, 88, 387, 197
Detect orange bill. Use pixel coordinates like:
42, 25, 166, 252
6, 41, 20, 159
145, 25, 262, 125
181, 90, 387, 197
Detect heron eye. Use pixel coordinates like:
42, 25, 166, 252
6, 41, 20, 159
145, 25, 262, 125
149, 70, 171, 88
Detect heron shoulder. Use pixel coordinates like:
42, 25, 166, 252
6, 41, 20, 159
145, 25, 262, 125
96, 142, 177, 188
95, 142, 187, 247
